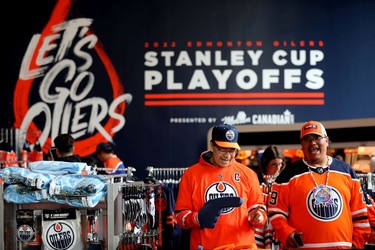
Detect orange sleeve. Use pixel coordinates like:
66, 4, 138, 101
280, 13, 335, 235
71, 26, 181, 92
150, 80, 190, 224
366, 194, 375, 244
268, 183, 295, 246
174, 166, 202, 229
175, 210, 200, 229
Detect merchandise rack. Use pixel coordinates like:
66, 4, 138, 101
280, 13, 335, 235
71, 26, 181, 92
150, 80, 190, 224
0, 178, 162, 250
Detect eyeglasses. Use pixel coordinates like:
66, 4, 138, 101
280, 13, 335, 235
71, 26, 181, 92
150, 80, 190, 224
270, 162, 284, 168
215, 145, 237, 156
301, 135, 327, 143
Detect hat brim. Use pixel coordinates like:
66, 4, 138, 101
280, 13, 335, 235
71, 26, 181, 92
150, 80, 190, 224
301, 131, 325, 139
236, 155, 247, 160
215, 140, 241, 150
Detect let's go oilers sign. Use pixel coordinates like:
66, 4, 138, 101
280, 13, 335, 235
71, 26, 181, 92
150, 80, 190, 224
13, 0, 132, 158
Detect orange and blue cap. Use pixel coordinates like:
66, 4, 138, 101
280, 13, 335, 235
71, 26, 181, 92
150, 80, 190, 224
300, 121, 327, 139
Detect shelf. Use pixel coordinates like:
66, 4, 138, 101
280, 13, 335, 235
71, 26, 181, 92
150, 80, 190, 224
0, 181, 124, 250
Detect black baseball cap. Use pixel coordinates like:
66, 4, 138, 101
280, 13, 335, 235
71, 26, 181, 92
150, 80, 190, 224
212, 124, 240, 150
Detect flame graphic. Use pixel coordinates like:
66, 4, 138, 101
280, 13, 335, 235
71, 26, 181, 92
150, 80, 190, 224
13, 0, 127, 156
54, 222, 62, 231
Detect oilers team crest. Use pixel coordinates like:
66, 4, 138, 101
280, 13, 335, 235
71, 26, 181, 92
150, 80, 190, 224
306, 185, 343, 221
205, 181, 238, 213
17, 224, 35, 241
45, 221, 76, 250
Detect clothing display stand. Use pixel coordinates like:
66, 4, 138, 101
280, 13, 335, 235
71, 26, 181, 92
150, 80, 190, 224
0, 177, 124, 250
0, 173, 163, 250
117, 181, 163, 249
358, 173, 375, 199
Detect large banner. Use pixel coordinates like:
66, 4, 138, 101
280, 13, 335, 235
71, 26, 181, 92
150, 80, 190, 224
2, 0, 375, 177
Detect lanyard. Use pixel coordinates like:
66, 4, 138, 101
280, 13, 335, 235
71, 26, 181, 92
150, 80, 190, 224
303, 157, 333, 206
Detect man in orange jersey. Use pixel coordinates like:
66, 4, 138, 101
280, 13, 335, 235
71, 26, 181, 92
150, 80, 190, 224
174, 124, 267, 250
268, 121, 371, 249
96, 142, 126, 175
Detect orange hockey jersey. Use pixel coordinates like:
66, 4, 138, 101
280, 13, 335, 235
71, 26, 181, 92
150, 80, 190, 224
103, 154, 125, 174
268, 157, 370, 249
174, 151, 266, 250
255, 180, 283, 249
366, 193, 375, 244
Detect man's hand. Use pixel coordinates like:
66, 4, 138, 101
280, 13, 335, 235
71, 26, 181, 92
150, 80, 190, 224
286, 230, 303, 248
248, 206, 266, 228
198, 196, 243, 229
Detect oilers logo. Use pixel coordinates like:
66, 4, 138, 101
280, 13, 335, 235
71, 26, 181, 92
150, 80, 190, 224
306, 185, 343, 221
17, 224, 35, 241
205, 181, 238, 213
45, 221, 75, 250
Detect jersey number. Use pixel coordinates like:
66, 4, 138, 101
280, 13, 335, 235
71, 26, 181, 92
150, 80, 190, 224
269, 190, 278, 205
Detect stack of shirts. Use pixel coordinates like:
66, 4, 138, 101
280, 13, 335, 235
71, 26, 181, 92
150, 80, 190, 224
0, 161, 108, 208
